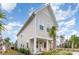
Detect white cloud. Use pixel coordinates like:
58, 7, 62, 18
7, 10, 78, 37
65, 18, 76, 28
57, 18, 76, 41
58, 21, 65, 26
70, 30, 77, 35
51, 3, 79, 21
65, 30, 78, 40
8, 22, 22, 27
4, 25, 13, 31
55, 6, 72, 21
1, 3, 17, 12
51, 3, 64, 12
2, 22, 23, 43
4, 22, 23, 31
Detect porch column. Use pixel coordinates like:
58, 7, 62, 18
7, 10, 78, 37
34, 37, 37, 54
46, 40, 49, 51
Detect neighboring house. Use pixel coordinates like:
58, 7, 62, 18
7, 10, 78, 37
0, 39, 6, 52
17, 4, 57, 54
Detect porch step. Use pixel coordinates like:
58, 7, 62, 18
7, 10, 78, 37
35, 51, 43, 55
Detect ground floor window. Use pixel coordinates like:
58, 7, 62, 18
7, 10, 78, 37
36, 41, 38, 48
27, 43, 29, 48
44, 42, 46, 48
21, 44, 22, 47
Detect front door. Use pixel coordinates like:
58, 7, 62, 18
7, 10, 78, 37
39, 41, 46, 51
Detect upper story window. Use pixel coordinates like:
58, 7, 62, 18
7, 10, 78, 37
21, 35, 22, 38
21, 44, 22, 47
47, 28, 50, 32
40, 25, 44, 30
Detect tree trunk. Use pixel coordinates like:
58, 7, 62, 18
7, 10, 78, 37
53, 36, 56, 49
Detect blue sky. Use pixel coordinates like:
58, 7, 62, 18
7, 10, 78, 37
0, 3, 79, 44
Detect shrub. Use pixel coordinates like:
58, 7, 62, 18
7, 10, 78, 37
19, 48, 30, 55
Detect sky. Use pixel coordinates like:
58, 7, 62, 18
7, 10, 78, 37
0, 3, 79, 44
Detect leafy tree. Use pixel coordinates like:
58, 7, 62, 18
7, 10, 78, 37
0, 10, 6, 40
0, 10, 6, 49
49, 26, 57, 49
60, 35, 65, 48
70, 35, 78, 48
0, 11, 6, 19
4, 37, 11, 49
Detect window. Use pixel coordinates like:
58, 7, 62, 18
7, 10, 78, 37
23, 45, 24, 48
40, 25, 44, 30
36, 41, 38, 48
21, 44, 22, 47
27, 43, 29, 48
21, 35, 22, 38
47, 28, 50, 32
44, 42, 46, 48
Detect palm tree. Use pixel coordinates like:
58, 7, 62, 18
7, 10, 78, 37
0, 10, 6, 50
70, 35, 78, 48
0, 11, 6, 19
0, 23, 5, 44
60, 35, 64, 48
49, 26, 57, 49
74, 36, 79, 48
0, 10, 6, 40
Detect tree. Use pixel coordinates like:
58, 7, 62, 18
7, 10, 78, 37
74, 36, 79, 48
70, 35, 78, 48
0, 10, 6, 49
49, 26, 57, 49
60, 35, 64, 48
0, 11, 6, 19
14, 40, 17, 50
4, 37, 11, 49
0, 11, 6, 40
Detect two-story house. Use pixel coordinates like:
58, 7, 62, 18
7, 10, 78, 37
17, 4, 57, 54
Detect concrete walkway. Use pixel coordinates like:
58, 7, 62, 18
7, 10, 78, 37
72, 52, 79, 55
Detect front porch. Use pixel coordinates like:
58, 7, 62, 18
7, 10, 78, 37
30, 38, 52, 54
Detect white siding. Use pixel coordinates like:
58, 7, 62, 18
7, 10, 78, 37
17, 5, 57, 52
35, 7, 54, 40
17, 17, 36, 49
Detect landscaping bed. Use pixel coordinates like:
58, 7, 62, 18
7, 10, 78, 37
41, 49, 72, 55
18, 48, 31, 55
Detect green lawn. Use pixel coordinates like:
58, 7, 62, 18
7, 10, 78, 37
41, 49, 72, 55
0, 49, 24, 55
1, 48, 79, 55
3, 49, 17, 55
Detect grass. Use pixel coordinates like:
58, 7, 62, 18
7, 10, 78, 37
41, 49, 72, 55
1, 48, 78, 55
3, 49, 17, 55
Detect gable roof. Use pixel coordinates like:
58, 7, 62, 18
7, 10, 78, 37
17, 4, 58, 36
